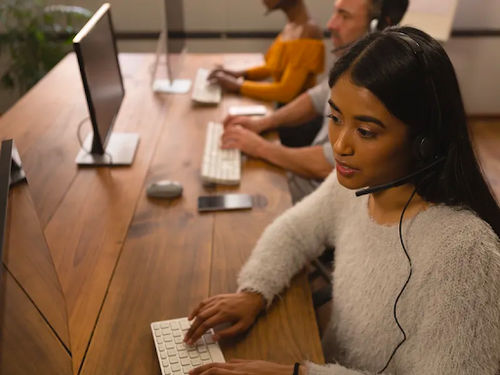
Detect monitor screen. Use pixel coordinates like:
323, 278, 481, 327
73, 3, 124, 155
164, 0, 187, 82
165, 0, 186, 54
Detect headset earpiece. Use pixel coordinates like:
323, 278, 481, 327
413, 135, 436, 161
370, 18, 379, 32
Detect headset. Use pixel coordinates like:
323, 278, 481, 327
370, 0, 410, 33
351, 31, 446, 373
369, 0, 383, 32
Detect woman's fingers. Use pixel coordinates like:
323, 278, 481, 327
186, 311, 232, 345
212, 321, 246, 341
185, 305, 219, 343
190, 362, 237, 375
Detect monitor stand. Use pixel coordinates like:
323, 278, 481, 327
75, 132, 139, 166
153, 78, 191, 94
151, 29, 191, 94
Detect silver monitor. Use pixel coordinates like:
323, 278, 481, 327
73, 3, 139, 166
151, 0, 191, 94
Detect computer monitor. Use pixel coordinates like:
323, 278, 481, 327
151, 0, 191, 94
73, 3, 139, 166
0, 140, 12, 285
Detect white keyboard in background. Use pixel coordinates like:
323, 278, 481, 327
191, 68, 222, 104
151, 317, 225, 375
201, 122, 241, 185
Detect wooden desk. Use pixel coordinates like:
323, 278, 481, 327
0, 53, 323, 374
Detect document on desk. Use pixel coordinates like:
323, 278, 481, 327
228, 105, 267, 117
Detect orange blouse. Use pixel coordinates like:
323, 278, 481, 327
240, 36, 325, 103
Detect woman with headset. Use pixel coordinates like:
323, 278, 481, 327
208, 0, 324, 104
185, 27, 500, 375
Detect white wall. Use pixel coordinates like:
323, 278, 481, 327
1, 0, 499, 115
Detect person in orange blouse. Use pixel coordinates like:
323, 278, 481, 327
208, 0, 325, 104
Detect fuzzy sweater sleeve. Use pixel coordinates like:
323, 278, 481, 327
237, 173, 339, 305
306, 215, 500, 375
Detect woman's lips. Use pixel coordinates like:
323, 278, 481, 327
335, 160, 359, 177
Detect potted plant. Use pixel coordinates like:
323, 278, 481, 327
0, 0, 91, 96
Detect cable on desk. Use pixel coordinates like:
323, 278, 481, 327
76, 116, 114, 164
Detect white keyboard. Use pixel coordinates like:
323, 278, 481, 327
151, 317, 225, 375
191, 68, 222, 104
201, 122, 241, 185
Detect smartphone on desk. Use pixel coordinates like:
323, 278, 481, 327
198, 194, 253, 212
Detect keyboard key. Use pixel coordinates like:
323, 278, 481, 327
171, 363, 181, 372
200, 352, 211, 361
191, 358, 202, 366
203, 334, 214, 344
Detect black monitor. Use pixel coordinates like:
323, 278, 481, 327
73, 3, 139, 166
151, 0, 191, 94
0, 140, 12, 284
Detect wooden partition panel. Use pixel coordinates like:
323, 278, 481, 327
0, 269, 72, 375
3, 183, 70, 349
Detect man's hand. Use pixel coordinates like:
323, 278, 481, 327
222, 114, 269, 134
221, 125, 270, 158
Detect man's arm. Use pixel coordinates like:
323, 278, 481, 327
223, 91, 321, 134
259, 142, 333, 179
221, 126, 333, 179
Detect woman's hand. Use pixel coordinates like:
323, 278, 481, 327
221, 125, 269, 158
208, 68, 245, 79
190, 359, 302, 375
184, 292, 265, 345
208, 71, 242, 93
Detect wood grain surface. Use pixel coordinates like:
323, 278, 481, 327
0, 52, 324, 374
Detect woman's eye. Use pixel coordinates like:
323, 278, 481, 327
327, 114, 341, 124
357, 128, 376, 138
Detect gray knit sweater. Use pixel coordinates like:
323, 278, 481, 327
237, 172, 500, 374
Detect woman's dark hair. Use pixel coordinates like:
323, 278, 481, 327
328, 26, 500, 237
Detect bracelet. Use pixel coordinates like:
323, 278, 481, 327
293, 362, 300, 375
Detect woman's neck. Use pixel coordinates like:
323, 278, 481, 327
368, 184, 431, 225
283, 1, 309, 24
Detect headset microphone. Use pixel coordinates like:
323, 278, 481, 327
355, 156, 445, 197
